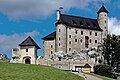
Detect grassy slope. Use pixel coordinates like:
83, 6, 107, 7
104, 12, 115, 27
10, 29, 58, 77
0, 63, 84, 80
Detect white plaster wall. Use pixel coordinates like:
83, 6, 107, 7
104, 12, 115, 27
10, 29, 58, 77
19, 46, 37, 64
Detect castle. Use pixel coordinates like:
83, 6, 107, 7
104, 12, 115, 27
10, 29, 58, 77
11, 5, 108, 72
43, 5, 108, 58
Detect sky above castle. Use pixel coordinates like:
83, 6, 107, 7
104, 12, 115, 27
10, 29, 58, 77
0, 0, 120, 58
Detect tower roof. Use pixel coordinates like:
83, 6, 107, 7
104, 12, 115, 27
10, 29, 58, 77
97, 5, 108, 14
19, 36, 40, 49
42, 31, 56, 40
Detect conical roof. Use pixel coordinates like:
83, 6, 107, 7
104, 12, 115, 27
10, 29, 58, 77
97, 5, 108, 14
19, 36, 40, 49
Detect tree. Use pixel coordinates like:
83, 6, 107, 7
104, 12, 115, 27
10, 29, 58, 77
101, 34, 120, 68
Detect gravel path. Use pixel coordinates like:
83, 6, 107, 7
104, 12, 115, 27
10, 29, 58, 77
72, 72, 102, 80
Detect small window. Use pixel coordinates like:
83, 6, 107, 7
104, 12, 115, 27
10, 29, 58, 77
105, 20, 106, 23
69, 28, 71, 30
90, 39, 91, 43
95, 40, 97, 43
26, 49, 28, 52
72, 20, 77, 25
81, 31, 83, 35
51, 51, 53, 54
69, 41, 71, 44
85, 45, 88, 48
51, 45, 53, 48
81, 39, 82, 43
59, 37, 60, 40
90, 31, 92, 35
69, 35, 71, 38
75, 39, 77, 42
75, 30, 78, 34
59, 43, 60, 46
87, 22, 90, 27
95, 32, 97, 36
80, 21, 83, 26
69, 48, 71, 51
59, 29, 61, 32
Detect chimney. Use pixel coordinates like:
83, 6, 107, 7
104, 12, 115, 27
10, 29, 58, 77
57, 10, 61, 21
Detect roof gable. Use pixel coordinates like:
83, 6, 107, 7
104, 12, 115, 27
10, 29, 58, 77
19, 36, 40, 49
83, 63, 91, 68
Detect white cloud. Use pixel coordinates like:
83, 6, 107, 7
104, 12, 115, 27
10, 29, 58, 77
108, 17, 120, 35
0, 30, 40, 52
0, 0, 107, 20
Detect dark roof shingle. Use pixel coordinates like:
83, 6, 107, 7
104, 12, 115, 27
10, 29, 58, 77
83, 63, 91, 68
42, 31, 56, 40
19, 36, 40, 49
97, 5, 108, 14
56, 14, 102, 31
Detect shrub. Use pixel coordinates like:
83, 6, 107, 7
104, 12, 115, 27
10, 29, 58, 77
94, 64, 117, 79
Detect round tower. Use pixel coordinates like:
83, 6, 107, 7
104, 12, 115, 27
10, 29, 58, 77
97, 5, 108, 43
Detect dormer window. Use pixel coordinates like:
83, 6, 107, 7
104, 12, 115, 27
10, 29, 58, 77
72, 20, 77, 25
87, 22, 90, 27
80, 21, 83, 26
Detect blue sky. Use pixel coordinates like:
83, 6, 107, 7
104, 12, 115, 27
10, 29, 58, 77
0, 0, 120, 58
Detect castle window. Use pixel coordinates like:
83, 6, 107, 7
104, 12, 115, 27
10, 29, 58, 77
75, 39, 77, 42
80, 21, 83, 26
59, 37, 60, 41
69, 35, 71, 38
87, 22, 90, 27
72, 20, 77, 25
69, 48, 71, 51
69, 41, 71, 44
85, 44, 88, 48
90, 31, 92, 35
95, 32, 97, 36
81, 31, 83, 35
59, 43, 60, 46
81, 39, 82, 43
51, 51, 53, 54
51, 45, 53, 48
26, 49, 28, 52
59, 29, 61, 32
95, 40, 97, 43
90, 39, 92, 43
105, 20, 106, 23
75, 30, 78, 34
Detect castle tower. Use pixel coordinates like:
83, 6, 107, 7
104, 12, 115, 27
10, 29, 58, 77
97, 5, 108, 43
19, 36, 40, 64
56, 10, 67, 53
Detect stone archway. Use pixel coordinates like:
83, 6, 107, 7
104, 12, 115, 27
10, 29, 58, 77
23, 56, 31, 64
25, 58, 31, 64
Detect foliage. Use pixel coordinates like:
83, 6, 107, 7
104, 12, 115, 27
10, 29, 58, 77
101, 34, 120, 67
0, 53, 10, 62
0, 62, 84, 80
94, 64, 117, 79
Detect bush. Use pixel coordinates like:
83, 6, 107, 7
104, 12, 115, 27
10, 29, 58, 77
94, 64, 117, 79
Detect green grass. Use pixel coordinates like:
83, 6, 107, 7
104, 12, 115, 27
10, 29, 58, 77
0, 62, 84, 80
89, 73, 115, 80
